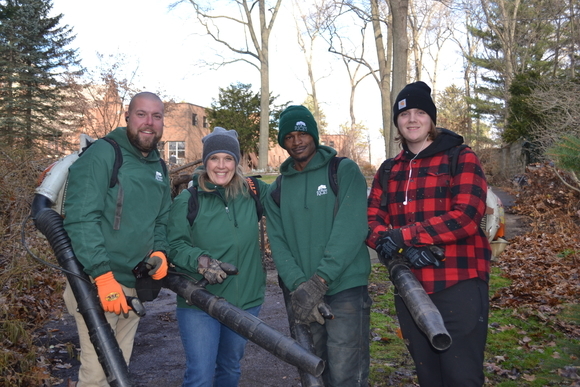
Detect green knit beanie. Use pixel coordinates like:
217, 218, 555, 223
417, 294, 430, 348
277, 105, 319, 148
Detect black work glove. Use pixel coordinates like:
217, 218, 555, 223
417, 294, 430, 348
291, 275, 328, 325
376, 229, 444, 269
197, 254, 227, 284
375, 229, 406, 265
405, 246, 444, 268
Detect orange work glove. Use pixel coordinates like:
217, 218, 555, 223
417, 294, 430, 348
147, 251, 168, 280
95, 271, 129, 315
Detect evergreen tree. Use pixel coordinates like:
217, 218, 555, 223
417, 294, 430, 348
547, 134, 580, 176
503, 71, 544, 143
437, 84, 494, 150
0, 0, 80, 151
466, 0, 558, 139
207, 83, 285, 159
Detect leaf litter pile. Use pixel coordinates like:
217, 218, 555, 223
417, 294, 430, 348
483, 163, 580, 386
492, 164, 580, 338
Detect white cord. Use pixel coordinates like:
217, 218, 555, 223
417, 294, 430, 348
403, 137, 429, 206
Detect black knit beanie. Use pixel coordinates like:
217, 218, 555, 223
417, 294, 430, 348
202, 127, 241, 165
392, 81, 437, 127
277, 105, 319, 148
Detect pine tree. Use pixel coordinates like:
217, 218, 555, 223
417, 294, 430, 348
0, 0, 80, 151
207, 83, 282, 158
466, 0, 559, 139
547, 135, 580, 176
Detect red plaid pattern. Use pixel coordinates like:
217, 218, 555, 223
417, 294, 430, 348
367, 147, 491, 293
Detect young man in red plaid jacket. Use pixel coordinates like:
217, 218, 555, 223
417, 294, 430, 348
366, 81, 491, 387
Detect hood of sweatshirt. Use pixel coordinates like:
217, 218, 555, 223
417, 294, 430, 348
400, 127, 464, 161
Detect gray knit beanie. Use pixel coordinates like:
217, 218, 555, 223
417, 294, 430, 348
202, 127, 241, 165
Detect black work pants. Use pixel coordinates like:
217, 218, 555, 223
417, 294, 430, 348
395, 277, 489, 387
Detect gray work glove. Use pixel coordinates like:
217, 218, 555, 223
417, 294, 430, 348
291, 275, 328, 325
197, 254, 227, 284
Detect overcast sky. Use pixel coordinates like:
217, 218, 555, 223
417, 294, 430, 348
50, 0, 464, 165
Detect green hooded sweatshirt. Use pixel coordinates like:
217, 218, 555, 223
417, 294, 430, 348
63, 127, 171, 287
265, 145, 370, 295
167, 174, 269, 310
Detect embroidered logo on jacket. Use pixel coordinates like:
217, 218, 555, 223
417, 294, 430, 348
294, 121, 308, 132
317, 184, 328, 196
155, 171, 163, 182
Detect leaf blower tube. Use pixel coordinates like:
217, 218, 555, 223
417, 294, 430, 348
386, 259, 452, 351
163, 272, 325, 377
31, 195, 133, 387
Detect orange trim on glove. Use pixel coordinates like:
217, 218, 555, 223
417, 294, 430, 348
148, 251, 168, 280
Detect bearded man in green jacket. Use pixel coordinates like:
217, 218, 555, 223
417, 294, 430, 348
265, 105, 372, 387
63, 92, 171, 387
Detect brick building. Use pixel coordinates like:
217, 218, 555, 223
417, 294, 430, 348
158, 103, 210, 166
78, 98, 348, 171
159, 102, 350, 171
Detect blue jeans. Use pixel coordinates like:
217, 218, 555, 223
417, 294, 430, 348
310, 285, 372, 387
177, 305, 261, 387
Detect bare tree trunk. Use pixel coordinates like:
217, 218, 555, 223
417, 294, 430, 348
370, 0, 394, 158
479, 0, 520, 128
294, 0, 323, 131
258, 0, 273, 171
259, 63, 270, 171
389, 0, 409, 158
176, 0, 281, 172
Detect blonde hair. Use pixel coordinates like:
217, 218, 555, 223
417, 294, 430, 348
194, 165, 248, 200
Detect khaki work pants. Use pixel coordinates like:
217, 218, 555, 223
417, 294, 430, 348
63, 281, 140, 387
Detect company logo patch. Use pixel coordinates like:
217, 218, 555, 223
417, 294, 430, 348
294, 121, 308, 132
316, 184, 328, 196
398, 99, 407, 110
155, 171, 163, 182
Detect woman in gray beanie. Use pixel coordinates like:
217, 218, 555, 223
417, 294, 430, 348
167, 127, 270, 387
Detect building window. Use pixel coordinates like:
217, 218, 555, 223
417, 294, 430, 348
203, 116, 208, 128
192, 113, 198, 126
329, 141, 335, 148
157, 141, 165, 159
167, 141, 186, 165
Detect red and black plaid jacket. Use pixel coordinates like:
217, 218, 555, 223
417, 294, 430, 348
367, 132, 491, 294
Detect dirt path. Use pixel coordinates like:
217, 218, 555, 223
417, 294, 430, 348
45, 269, 301, 387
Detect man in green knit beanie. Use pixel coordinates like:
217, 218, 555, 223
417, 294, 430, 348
266, 105, 371, 387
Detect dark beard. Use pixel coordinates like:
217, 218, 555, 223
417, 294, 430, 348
127, 129, 160, 154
